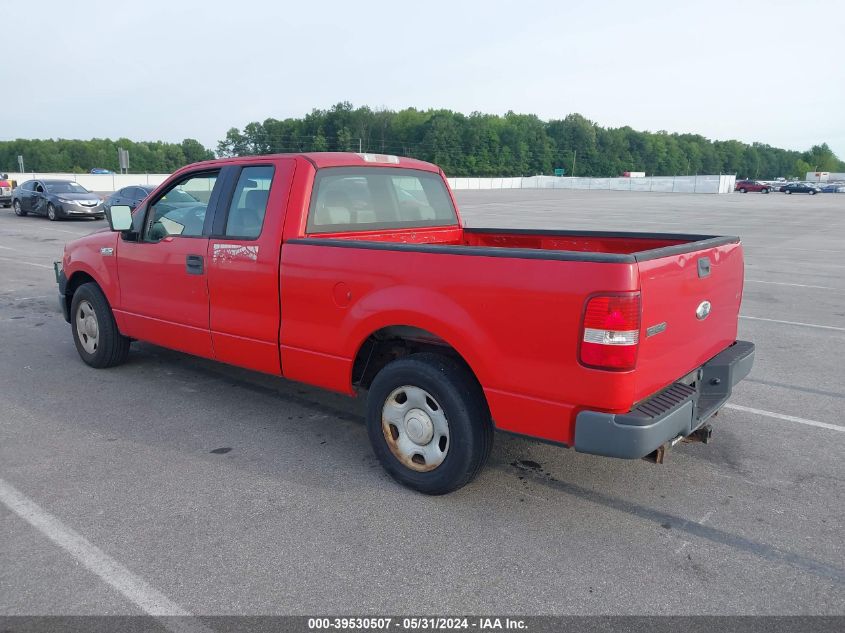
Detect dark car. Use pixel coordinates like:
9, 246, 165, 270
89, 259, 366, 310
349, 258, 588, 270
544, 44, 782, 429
780, 183, 822, 195
735, 179, 771, 193
820, 182, 845, 193
11, 179, 105, 220
103, 185, 155, 213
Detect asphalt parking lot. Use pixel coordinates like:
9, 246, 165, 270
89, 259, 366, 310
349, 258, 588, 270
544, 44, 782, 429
0, 189, 843, 617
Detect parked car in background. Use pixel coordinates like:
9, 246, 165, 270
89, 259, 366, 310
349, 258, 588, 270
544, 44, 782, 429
734, 180, 771, 193
779, 183, 822, 195
103, 185, 155, 213
12, 180, 104, 220
90, 168, 114, 174
820, 183, 845, 193
0, 173, 15, 207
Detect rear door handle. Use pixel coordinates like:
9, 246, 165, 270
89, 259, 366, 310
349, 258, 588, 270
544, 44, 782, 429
186, 254, 204, 275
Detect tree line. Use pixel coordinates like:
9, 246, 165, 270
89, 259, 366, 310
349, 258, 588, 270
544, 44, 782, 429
0, 138, 213, 174
3, 103, 842, 178
217, 104, 844, 179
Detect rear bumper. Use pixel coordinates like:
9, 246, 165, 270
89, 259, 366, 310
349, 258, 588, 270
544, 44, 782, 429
574, 340, 755, 459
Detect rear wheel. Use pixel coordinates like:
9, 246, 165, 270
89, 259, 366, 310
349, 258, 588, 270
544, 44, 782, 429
70, 283, 130, 368
13, 200, 26, 216
47, 203, 59, 221
808, 189, 816, 195
761, 188, 769, 193
366, 353, 493, 495
739, 188, 747, 193
786, 190, 792, 194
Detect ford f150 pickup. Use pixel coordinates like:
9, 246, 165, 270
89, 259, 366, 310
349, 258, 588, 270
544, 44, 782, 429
56, 152, 754, 494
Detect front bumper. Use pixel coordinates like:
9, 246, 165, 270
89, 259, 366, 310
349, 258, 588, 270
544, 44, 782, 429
574, 340, 755, 459
56, 266, 70, 322
61, 202, 104, 216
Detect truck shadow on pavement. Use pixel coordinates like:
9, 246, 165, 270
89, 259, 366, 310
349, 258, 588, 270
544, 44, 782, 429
130, 342, 845, 589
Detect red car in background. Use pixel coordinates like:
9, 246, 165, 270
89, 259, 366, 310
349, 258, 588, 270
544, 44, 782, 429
734, 180, 771, 193
0, 173, 15, 207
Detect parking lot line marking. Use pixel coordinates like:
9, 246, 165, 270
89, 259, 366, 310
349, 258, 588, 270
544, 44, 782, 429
725, 404, 845, 432
746, 246, 845, 254
0, 477, 212, 633
739, 315, 845, 332
0, 256, 53, 269
745, 279, 839, 290
39, 227, 89, 236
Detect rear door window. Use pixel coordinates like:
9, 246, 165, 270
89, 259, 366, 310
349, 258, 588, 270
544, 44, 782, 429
224, 166, 274, 239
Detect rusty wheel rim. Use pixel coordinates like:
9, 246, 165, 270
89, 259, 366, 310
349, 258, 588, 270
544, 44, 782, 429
381, 385, 449, 472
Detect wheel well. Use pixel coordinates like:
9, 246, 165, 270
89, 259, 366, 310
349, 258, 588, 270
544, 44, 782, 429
352, 326, 478, 392
65, 272, 97, 303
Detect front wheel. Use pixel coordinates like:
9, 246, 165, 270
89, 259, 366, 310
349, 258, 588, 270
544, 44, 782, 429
13, 200, 26, 216
739, 188, 747, 193
808, 190, 816, 195
47, 203, 59, 221
761, 188, 769, 193
366, 353, 493, 495
70, 283, 130, 368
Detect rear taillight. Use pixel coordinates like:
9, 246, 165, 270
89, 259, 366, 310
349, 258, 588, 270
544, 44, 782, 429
580, 293, 641, 371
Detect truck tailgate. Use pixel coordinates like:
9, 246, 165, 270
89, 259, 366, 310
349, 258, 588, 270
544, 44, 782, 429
634, 241, 744, 403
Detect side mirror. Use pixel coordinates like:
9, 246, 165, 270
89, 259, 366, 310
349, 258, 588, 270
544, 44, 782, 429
108, 205, 133, 232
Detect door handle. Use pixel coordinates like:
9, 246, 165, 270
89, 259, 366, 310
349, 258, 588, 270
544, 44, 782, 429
186, 254, 204, 275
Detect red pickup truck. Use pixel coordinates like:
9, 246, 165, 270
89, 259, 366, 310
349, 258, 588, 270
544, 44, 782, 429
57, 153, 754, 494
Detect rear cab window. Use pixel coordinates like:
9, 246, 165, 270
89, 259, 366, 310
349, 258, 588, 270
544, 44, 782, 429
306, 167, 458, 234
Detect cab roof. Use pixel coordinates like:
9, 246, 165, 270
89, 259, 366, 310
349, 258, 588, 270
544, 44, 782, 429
182, 152, 441, 174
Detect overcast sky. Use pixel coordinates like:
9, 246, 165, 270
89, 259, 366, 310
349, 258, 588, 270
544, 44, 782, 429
6, 0, 845, 157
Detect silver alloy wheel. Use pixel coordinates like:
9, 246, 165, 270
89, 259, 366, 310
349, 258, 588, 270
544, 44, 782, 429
381, 385, 450, 472
13, 200, 22, 215
75, 299, 99, 354
47, 204, 57, 220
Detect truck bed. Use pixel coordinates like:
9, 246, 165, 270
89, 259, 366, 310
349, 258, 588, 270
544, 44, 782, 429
284, 225, 744, 445
303, 226, 739, 262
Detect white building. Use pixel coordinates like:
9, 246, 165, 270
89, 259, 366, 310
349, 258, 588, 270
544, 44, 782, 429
805, 172, 845, 182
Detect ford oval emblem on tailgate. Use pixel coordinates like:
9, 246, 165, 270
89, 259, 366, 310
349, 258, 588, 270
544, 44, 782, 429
696, 300, 712, 320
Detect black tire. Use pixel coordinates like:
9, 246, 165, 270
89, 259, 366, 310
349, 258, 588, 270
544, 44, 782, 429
739, 188, 747, 193
47, 203, 59, 221
13, 200, 27, 216
366, 352, 493, 495
70, 282, 130, 368
786, 190, 792, 194
808, 190, 816, 195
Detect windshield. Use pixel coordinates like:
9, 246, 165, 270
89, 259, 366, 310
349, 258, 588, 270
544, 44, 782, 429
45, 182, 90, 194
307, 167, 458, 234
